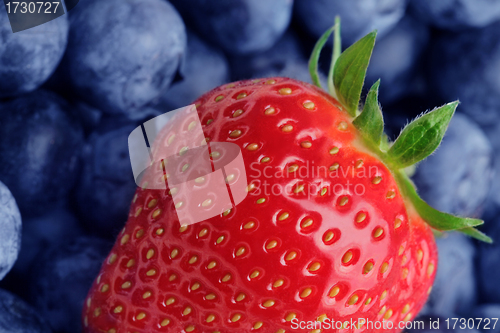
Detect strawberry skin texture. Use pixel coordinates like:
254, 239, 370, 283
83, 78, 437, 333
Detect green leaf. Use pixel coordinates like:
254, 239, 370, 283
395, 171, 485, 232
352, 80, 383, 145
308, 26, 335, 89
459, 227, 493, 243
333, 31, 377, 117
388, 101, 458, 169
327, 16, 341, 97
431, 228, 492, 243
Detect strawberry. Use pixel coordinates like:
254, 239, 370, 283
82, 20, 490, 333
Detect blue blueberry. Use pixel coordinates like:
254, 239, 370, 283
483, 168, 500, 221
483, 123, 500, 220
28, 236, 112, 333
429, 22, 500, 126
72, 102, 103, 135
410, 0, 500, 30
294, 0, 408, 47
0, 6, 68, 98
0, 90, 83, 217
0, 288, 51, 333
478, 217, 500, 303
0, 206, 83, 300
229, 30, 328, 86
75, 119, 138, 238
412, 113, 493, 218
63, 0, 186, 116
0, 181, 21, 281
171, 0, 292, 55
161, 30, 229, 110
230, 30, 303, 78
425, 234, 477, 317
366, 14, 430, 104
13, 206, 84, 277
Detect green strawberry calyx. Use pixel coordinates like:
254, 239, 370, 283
309, 17, 491, 243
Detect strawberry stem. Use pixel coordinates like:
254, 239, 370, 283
309, 23, 492, 243
308, 26, 335, 89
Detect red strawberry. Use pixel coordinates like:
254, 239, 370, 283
82, 22, 489, 333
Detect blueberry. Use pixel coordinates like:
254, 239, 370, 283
229, 30, 327, 86
483, 166, 500, 221
0, 7, 68, 98
429, 23, 500, 126
63, 0, 186, 116
171, 0, 293, 55
410, 0, 500, 30
425, 234, 477, 317
0, 181, 21, 281
13, 206, 84, 277
366, 14, 430, 104
0, 90, 83, 217
483, 123, 500, 220
0, 288, 51, 333
161, 30, 229, 110
72, 102, 103, 135
0, 206, 83, 299
75, 118, 138, 238
28, 236, 112, 333
478, 217, 500, 303
294, 0, 408, 47
229, 30, 303, 78
412, 113, 493, 218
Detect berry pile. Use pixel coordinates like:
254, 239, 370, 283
0, 1, 499, 333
